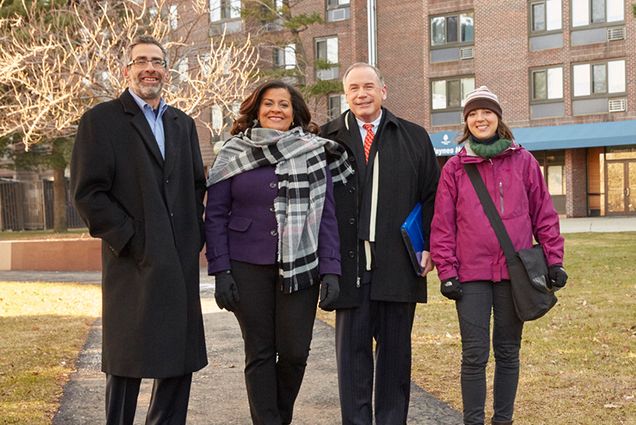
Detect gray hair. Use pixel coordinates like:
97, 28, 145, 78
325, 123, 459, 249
125, 35, 167, 65
342, 62, 385, 88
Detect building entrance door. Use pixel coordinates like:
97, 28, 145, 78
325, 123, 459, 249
606, 160, 636, 215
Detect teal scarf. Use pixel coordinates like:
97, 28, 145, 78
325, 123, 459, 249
469, 136, 512, 159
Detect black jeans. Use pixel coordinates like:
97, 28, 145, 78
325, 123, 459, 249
455, 280, 523, 425
231, 260, 320, 425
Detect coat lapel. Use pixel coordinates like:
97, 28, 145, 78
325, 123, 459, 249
120, 90, 164, 167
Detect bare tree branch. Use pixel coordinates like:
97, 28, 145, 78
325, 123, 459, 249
0, 0, 259, 149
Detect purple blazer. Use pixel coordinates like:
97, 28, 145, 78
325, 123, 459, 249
205, 164, 341, 276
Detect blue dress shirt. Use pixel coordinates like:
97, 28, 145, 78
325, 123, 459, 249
129, 88, 168, 159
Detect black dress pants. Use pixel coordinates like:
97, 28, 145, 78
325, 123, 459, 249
105, 373, 192, 425
231, 260, 320, 425
335, 283, 416, 425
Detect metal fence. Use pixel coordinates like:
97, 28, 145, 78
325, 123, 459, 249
0, 178, 84, 231
0, 179, 25, 231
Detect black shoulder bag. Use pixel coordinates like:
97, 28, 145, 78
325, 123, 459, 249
464, 163, 557, 321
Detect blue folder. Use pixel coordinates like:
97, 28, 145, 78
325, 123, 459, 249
400, 203, 425, 275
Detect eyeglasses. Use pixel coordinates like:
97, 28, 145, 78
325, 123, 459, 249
127, 58, 167, 68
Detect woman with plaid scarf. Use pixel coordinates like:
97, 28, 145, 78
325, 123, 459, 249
204, 80, 352, 425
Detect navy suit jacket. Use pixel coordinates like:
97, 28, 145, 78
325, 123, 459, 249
204, 164, 340, 276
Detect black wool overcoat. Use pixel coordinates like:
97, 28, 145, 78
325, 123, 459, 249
71, 90, 208, 378
320, 108, 440, 308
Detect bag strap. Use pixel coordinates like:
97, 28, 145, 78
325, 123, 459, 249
463, 163, 516, 262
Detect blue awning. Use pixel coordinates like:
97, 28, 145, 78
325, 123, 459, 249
430, 119, 636, 156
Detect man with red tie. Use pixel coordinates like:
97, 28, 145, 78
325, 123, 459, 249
319, 62, 440, 425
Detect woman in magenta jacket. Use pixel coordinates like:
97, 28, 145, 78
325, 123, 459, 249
430, 86, 567, 425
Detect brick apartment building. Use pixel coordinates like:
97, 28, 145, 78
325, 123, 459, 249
190, 0, 636, 217
177, 0, 636, 217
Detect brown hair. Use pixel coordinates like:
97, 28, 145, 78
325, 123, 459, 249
231, 80, 319, 135
457, 116, 515, 143
126, 35, 167, 65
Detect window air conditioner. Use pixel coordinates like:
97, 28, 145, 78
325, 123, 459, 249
608, 98, 626, 113
328, 8, 349, 22
459, 47, 474, 60
317, 67, 339, 81
607, 27, 625, 41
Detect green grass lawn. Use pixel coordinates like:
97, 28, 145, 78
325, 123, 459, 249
321, 232, 636, 425
0, 282, 101, 425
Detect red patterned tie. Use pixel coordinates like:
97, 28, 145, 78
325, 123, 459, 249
363, 123, 374, 163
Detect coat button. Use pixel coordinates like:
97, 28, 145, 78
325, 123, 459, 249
348, 250, 355, 258
269, 206, 275, 212
269, 182, 277, 189
270, 230, 278, 236
348, 218, 355, 225
165, 179, 169, 184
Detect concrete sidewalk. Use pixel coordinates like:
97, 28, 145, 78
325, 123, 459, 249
49, 284, 461, 424
558, 216, 636, 233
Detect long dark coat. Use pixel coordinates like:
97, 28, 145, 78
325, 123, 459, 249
71, 90, 208, 378
320, 108, 440, 308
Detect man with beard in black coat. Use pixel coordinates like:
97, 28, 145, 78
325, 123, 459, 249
319, 62, 440, 425
71, 35, 207, 425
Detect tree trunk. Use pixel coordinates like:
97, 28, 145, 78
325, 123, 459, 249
52, 164, 68, 233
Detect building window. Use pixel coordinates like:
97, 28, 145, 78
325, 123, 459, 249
273, 44, 296, 70
572, 0, 624, 27
530, 0, 562, 32
169, 5, 179, 30
328, 94, 347, 119
573, 60, 625, 97
176, 57, 189, 83
431, 77, 475, 110
532, 150, 566, 213
315, 36, 339, 81
209, 0, 241, 22
531, 66, 563, 100
260, 0, 283, 31
326, 0, 350, 22
430, 12, 474, 46
211, 105, 223, 132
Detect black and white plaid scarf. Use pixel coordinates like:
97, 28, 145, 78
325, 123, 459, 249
207, 127, 353, 293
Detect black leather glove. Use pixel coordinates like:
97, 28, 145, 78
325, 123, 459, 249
440, 278, 463, 301
214, 270, 239, 311
548, 265, 568, 290
318, 274, 340, 311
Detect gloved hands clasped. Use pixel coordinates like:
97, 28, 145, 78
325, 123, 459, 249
548, 265, 568, 291
440, 277, 463, 301
318, 274, 340, 311
214, 270, 240, 311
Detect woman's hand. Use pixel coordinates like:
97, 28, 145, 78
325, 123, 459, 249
214, 271, 240, 311
319, 274, 340, 311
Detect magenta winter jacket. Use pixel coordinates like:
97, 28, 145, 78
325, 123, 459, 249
430, 143, 564, 283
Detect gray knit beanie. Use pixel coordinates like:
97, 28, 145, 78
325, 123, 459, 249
463, 86, 502, 120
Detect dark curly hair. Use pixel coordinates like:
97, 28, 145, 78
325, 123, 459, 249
231, 80, 319, 135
